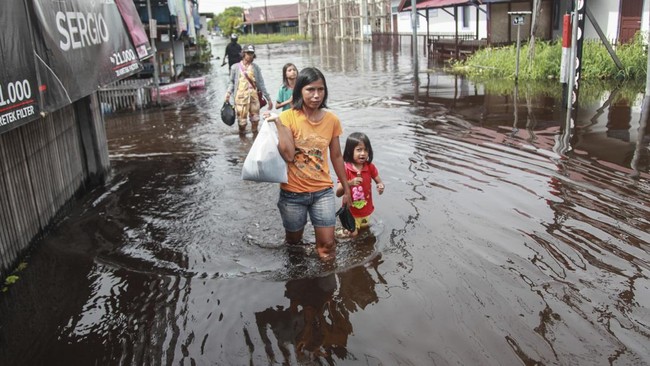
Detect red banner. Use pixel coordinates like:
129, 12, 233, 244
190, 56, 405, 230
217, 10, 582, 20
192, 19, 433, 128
115, 0, 154, 61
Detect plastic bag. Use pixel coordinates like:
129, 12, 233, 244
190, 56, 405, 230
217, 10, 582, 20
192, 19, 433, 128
241, 120, 288, 183
221, 101, 235, 126
336, 205, 356, 232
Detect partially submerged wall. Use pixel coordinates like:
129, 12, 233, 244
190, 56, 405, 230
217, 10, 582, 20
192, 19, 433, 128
0, 94, 109, 278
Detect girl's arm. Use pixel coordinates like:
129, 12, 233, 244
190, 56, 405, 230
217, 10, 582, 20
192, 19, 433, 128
275, 89, 285, 110
276, 100, 288, 110
276, 88, 293, 110
330, 137, 351, 207
373, 174, 385, 195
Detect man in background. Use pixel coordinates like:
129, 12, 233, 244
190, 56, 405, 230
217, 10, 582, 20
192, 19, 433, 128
222, 33, 242, 69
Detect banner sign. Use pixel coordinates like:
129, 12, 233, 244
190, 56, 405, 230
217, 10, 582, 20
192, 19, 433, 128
115, 0, 154, 61
29, 0, 143, 112
0, 1, 42, 133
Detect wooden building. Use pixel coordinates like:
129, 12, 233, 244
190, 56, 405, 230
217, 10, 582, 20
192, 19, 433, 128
1, 0, 149, 278
298, 0, 393, 40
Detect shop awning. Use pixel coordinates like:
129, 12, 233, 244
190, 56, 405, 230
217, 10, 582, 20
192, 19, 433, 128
398, 0, 510, 12
400, 0, 472, 11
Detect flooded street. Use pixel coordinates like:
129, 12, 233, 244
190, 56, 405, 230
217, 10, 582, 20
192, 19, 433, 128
1, 38, 649, 365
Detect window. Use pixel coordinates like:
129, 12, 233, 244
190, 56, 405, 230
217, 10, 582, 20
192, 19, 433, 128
552, 0, 561, 30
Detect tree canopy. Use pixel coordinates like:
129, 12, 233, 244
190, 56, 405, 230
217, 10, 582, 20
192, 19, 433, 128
216, 7, 243, 37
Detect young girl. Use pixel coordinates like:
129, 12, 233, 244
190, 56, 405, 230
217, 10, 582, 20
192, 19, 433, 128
275, 63, 298, 111
336, 132, 385, 236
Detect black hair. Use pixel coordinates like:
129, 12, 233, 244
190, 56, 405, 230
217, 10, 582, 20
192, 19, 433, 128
292, 67, 328, 110
343, 132, 373, 163
282, 63, 297, 88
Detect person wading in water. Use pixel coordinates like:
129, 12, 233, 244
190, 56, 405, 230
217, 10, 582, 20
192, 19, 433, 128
222, 33, 242, 70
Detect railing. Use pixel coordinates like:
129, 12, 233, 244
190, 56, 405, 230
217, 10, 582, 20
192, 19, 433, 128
98, 79, 153, 113
428, 32, 476, 41
371, 32, 431, 55
429, 37, 487, 60
280, 26, 299, 35
371, 32, 485, 60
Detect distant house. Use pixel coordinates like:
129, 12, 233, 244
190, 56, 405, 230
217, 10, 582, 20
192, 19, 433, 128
394, 0, 649, 45
243, 3, 300, 35
133, 0, 204, 83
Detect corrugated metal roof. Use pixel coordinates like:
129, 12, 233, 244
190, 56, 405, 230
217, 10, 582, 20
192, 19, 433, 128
244, 3, 298, 25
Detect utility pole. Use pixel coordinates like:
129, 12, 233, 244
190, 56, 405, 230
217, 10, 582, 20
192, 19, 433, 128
633, 0, 650, 177
507, 11, 531, 83
146, 0, 160, 105
412, 0, 418, 85
264, 0, 269, 36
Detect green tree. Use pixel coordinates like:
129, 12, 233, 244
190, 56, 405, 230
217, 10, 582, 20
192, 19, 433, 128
216, 7, 244, 37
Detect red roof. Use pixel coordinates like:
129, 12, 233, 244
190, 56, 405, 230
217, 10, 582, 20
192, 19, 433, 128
244, 4, 298, 25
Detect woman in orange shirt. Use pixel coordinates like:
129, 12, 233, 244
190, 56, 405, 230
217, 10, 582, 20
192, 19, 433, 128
267, 67, 351, 260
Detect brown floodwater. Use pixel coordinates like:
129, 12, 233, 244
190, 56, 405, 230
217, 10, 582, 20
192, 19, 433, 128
1, 38, 649, 365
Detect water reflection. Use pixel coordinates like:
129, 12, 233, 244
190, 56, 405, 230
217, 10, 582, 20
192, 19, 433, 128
1, 37, 649, 365
411, 71, 650, 177
253, 234, 382, 363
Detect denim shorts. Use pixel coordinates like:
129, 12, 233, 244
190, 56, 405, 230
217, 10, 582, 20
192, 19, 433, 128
277, 188, 336, 232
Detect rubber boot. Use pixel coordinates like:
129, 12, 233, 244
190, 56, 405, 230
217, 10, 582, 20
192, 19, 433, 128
238, 124, 246, 134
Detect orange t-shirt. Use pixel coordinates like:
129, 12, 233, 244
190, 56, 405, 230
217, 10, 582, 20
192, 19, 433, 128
279, 109, 343, 193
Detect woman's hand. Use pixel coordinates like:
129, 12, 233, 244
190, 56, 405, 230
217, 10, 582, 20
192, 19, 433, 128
341, 191, 352, 208
349, 176, 362, 186
263, 112, 278, 121
224, 92, 231, 101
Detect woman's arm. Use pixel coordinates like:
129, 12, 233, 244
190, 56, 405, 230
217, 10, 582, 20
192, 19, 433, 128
268, 116, 295, 162
335, 182, 344, 197
330, 137, 351, 207
225, 66, 237, 100
254, 65, 273, 109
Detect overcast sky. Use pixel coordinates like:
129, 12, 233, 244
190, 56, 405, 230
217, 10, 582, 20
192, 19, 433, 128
199, 0, 297, 15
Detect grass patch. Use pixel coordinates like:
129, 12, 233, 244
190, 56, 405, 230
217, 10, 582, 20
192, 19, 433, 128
2, 261, 28, 292
474, 78, 644, 105
238, 33, 310, 45
449, 33, 648, 82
